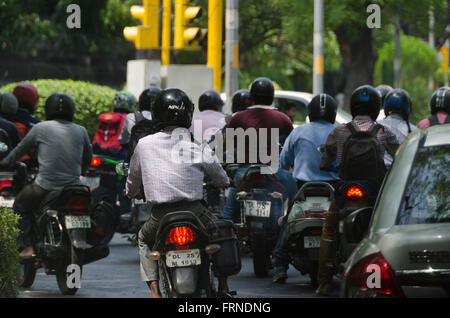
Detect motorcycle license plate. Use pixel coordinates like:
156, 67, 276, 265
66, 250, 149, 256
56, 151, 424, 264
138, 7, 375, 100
80, 176, 100, 188
304, 236, 321, 248
244, 200, 271, 218
0, 196, 14, 208
65, 215, 91, 229
166, 249, 201, 268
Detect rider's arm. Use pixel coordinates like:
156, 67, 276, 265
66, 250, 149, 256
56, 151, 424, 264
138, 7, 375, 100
279, 132, 294, 171
126, 142, 142, 198
319, 129, 338, 171
201, 144, 230, 188
384, 128, 400, 160
1, 125, 37, 169
81, 128, 93, 175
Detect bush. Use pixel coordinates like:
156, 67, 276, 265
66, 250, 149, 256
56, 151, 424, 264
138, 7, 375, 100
0, 79, 118, 138
0, 208, 20, 298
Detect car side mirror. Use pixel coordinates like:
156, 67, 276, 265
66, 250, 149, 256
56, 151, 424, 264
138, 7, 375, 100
0, 142, 8, 153
115, 161, 128, 177
344, 207, 374, 243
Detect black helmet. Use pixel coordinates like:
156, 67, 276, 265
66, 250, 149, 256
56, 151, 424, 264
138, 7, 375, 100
139, 86, 161, 112
376, 84, 393, 106
430, 87, 450, 115
350, 85, 381, 121
44, 92, 75, 122
232, 89, 252, 113
250, 77, 274, 105
198, 89, 224, 112
384, 89, 412, 120
152, 88, 194, 129
308, 94, 338, 124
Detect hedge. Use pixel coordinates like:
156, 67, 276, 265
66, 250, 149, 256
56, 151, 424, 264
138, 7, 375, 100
0, 79, 118, 138
0, 208, 20, 298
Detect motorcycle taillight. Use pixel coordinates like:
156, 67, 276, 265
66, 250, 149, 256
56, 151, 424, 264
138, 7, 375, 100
166, 226, 196, 245
346, 186, 364, 198
91, 157, 101, 167
67, 196, 89, 214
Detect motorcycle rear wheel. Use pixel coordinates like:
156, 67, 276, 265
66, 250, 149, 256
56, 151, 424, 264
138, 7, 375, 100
56, 240, 84, 295
251, 233, 269, 277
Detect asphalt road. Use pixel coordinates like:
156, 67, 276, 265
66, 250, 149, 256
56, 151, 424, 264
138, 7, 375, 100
18, 233, 340, 298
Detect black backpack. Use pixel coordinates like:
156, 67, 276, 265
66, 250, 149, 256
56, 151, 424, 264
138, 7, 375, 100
338, 122, 387, 185
125, 112, 157, 162
428, 114, 450, 126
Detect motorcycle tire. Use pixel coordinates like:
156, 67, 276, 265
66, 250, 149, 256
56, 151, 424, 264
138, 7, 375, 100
56, 239, 84, 295
250, 233, 269, 278
18, 259, 36, 288
309, 261, 319, 288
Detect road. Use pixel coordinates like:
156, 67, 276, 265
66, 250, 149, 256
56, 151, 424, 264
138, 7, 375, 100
18, 233, 340, 298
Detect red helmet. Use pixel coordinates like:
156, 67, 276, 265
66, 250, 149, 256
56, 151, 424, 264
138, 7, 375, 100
13, 82, 39, 112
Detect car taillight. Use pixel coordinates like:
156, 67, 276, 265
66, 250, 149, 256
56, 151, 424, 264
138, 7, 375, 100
0, 179, 12, 190
347, 186, 364, 198
345, 252, 405, 298
91, 157, 101, 167
67, 196, 89, 214
166, 226, 196, 245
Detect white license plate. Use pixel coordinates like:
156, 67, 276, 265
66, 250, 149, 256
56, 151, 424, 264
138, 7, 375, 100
244, 200, 271, 218
65, 215, 91, 229
0, 196, 14, 208
166, 249, 201, 268
304, 236, 321, 248
80, 176, 100, 188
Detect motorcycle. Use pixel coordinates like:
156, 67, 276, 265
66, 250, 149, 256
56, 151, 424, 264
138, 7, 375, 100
235, 164, 288, 277
284, 182, 334, 286
17, 185, 110, 295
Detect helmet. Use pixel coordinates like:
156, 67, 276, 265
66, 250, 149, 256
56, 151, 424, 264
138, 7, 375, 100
152, 88, 194, 129
113, 91, 137, 113
139, 86, 161, 111
384, 89, 412, 119
44, 93, 75, 122
13, 82, 39, 113
376, 84, 393, 106
0, 92, 19, 115
430, 87, 450, 115
249, 77, 274, 105
198, 89, 224, 112
308, 94, 338, 124
350, 85, 381, 121
232, 89, 252, 113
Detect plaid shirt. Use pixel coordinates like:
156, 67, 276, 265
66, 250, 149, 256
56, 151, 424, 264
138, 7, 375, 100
126, 128, 229, 204
320, 115, 400, 170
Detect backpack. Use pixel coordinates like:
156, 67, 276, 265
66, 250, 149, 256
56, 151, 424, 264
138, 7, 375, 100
125, 112, 157, 162
13, 122, 31, 139
92, 112, 127, 157
338, 122, 387, 185
428, 114, 450, 126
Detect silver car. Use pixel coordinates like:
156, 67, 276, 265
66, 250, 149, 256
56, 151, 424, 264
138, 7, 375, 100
340, 124, 450, 298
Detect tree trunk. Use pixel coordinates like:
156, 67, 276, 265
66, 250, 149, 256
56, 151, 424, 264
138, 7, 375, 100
335, 26, 376, 113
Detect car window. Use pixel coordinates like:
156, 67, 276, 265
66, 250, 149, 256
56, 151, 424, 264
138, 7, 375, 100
274, 97, 308, 124
396, 145, 450, 225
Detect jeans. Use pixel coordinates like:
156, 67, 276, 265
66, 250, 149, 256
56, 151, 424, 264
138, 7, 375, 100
221, 167, 297, 223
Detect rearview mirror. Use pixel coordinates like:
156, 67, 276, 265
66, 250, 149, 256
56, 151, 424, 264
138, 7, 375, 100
115, 161, 128, 177
317, 144, 326, 154
344, 207, 374, 243
0, 142, 8, 153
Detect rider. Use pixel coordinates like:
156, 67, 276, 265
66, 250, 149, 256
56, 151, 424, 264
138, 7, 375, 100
11, 82, 41, 139
215, 89, 252, 133
221, 77, 297, 223
316, 85, 399, 296
378, 89, 417, 167
0, 93, 92, 258
119, 86, 160, 148
126, 88, 230, 298
272, 94, 340, 283
0, 92, 21, 150
375, 84, 393, 107
189, 89, 225, 142
417, 87, 450, 128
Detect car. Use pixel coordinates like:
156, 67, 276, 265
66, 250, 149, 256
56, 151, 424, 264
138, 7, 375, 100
220, 90, 352, 126
340, 124, 450, 298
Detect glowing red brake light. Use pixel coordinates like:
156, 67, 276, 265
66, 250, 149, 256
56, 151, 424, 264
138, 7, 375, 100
68, 196, 89, 213
0, 179, 13, 190
91, 157, 101, 167
167, 226, 196, 245
347, 186, 364, 198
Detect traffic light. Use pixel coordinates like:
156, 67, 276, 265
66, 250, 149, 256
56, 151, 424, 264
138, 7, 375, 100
123, 0, 159, 50
174, 0, 207, 49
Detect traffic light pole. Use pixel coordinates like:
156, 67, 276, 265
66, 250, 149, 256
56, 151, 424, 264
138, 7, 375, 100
224, 0, 239, 114
207, 0, 223, 93
313, 0, 324, 95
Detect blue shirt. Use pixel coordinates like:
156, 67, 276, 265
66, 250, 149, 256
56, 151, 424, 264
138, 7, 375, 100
280, 120, 339, 182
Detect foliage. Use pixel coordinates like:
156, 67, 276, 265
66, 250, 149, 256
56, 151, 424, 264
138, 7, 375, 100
374, 35, 442, 123
0, 79, 118, 138
0, 208, 20, 298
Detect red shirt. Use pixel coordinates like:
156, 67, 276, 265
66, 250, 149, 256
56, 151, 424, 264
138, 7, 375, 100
226, 106, 293, 164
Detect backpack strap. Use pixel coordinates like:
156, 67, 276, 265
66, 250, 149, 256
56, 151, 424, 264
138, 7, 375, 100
345, 121, 359, 135
369, 123, 383, 137
135, 111, 145, 123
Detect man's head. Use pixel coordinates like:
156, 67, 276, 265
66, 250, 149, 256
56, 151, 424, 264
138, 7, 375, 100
198, 89, 224, 112
139, 86, 161, 112
113, 91, 137, 114
283, 103, 297, 122
44, 92, 75, 122
152, 88, 194, 130
308, 94, 338, 124
383, 89, 412, 120
430, 87, 449, 115
13, 82, 39, 114
249, 77, 274, 106
0, 92, 19, 117
376, 84, 393, 107
350, 85, 381, 121
231, 89, 252, 113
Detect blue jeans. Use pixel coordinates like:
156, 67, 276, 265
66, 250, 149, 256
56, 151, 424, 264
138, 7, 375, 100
222, 167, 297, 223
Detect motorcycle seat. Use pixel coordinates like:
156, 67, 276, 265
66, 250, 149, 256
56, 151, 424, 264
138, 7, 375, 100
40, 185, 90, 210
